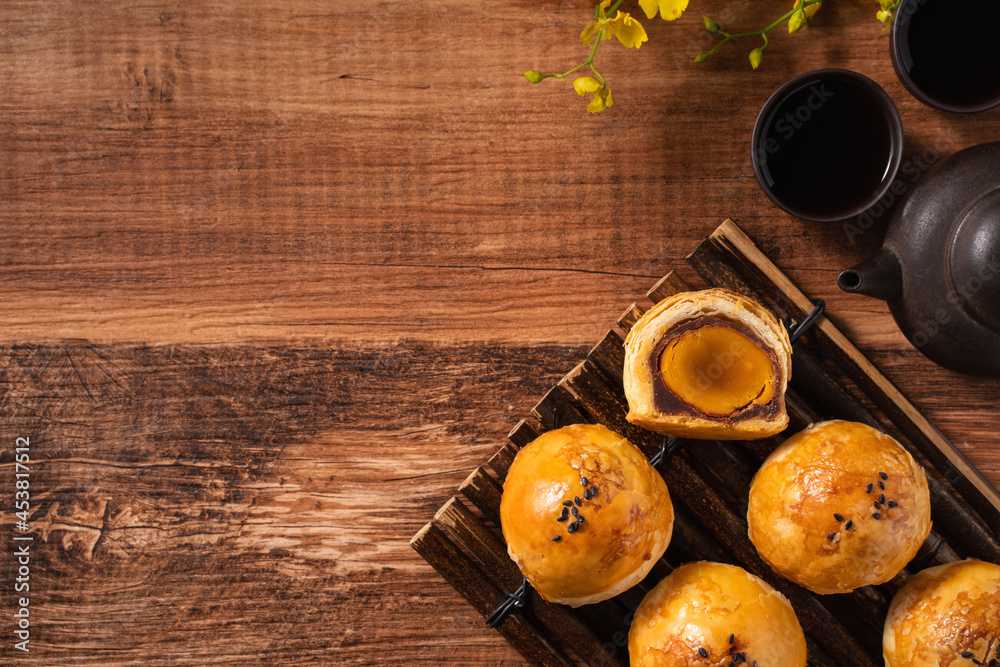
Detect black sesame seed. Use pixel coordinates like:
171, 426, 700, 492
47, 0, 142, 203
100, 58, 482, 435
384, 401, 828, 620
590, 486, 598, 497
580, 476, 588, 487
888, 500, 898, 508
879, 481, 886, 490
879, 494, 886, 504
699, 648, 708, 658
567, 522, 577, 533
874, 501, 882, 510
584, 488, 593, 500
576, 515, 584, 523
845, 520, 853, 530
563, 500, 573, 507
880, 472, 888, 480
834, 513, 844, 522
560, 506, 569, 516
729, 662, 735, 667
574, 496, 582, 506
866, 483, 874, 493
552, 535, 562, 541
873, 512, 882, 520
557, 515, 568, 522
827, 532, 836, 541
754, 662, 759, 667
571, 506, 579, 517
989, 659, 997, 667
963, 653, 974, 660
972, 660, 981, 666
729, 633, 735, 644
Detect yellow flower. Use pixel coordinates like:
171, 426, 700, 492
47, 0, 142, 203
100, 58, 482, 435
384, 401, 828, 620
638, 0, 689, 21
581, 0, 612, 43
588, 87, 613, 113
606, 12, 648, 49
573, 76, 601, 96
573, 76, 613, 113
581, 3, 647, 49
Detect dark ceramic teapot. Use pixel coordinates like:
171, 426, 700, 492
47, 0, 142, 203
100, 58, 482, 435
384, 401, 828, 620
838, 142, 1000, 377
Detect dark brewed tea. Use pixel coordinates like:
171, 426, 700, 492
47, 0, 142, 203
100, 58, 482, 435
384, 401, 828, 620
753, 72, 898, 221
894, 0, 1000, 110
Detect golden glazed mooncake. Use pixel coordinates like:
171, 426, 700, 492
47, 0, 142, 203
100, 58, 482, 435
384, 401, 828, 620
628, 561, 807, 667
883, 559, 1000, 667
499, 424, 674, 607
748, 420, 932, 594
623, 288, 792, 439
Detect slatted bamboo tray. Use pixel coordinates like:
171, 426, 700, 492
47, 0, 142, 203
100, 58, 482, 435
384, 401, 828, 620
411, 219, 1000, 667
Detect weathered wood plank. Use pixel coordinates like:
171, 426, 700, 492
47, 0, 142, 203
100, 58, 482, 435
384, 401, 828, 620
411, 523, 576, 667
434, 498, 629, 667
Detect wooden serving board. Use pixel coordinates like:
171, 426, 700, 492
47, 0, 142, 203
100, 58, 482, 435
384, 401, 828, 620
411, 219, 1000, 667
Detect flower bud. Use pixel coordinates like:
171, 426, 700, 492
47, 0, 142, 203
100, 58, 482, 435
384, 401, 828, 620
703, 15, 720, 34
524, 70, 545, 84
694, 52, 710, 64
749, 47, 763, 70
788, 9, 806, 34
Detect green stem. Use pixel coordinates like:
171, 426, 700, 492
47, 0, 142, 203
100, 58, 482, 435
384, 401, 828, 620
553, 24, 605, 81
589, 62, 607, 88
702, 0, 822, 59
597, 0, 626, 18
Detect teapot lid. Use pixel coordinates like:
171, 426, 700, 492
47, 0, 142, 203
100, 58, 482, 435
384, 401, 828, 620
949, 188, 1000, 332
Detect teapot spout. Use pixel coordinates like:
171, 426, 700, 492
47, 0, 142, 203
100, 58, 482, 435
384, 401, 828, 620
838, 248, 902, 302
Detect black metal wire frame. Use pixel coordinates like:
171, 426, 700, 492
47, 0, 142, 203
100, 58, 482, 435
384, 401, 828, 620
486, 574, 530, 628
785, 299, 826, 344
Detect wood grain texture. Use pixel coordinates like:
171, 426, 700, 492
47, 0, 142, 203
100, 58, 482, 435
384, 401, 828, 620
1, 0, 999, 664
0, 343, 584, 664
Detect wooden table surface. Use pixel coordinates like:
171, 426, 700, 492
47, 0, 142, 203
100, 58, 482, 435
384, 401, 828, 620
2, 1, 999, 664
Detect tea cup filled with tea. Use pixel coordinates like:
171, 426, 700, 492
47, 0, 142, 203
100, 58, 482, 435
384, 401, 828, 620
751, 69, 905, 223
891, 0, 1000, 113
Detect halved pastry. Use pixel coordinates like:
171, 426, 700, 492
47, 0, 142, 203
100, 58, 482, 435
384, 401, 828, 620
623, 288, 792, 440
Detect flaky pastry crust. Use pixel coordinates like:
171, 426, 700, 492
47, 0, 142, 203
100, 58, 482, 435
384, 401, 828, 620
623, 288, 792, 440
